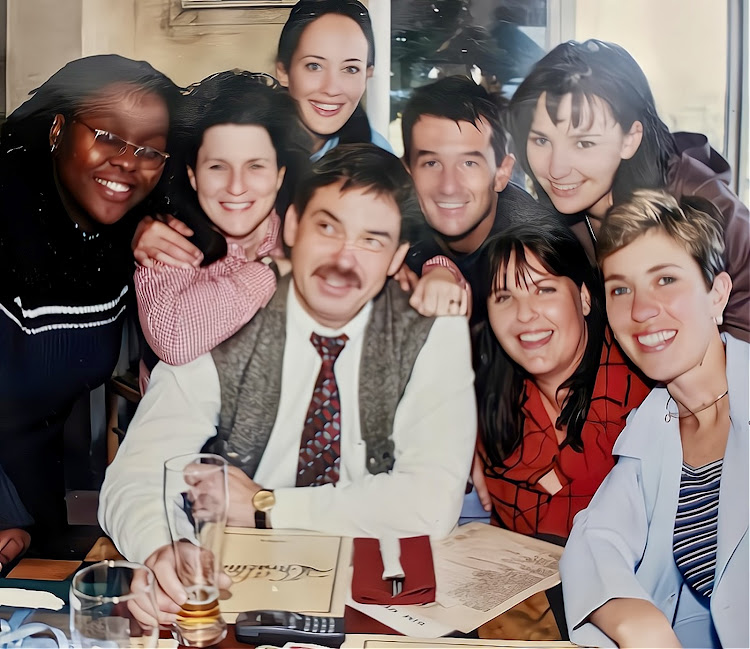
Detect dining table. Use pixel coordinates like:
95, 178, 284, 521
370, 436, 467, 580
0, 535, 568, 648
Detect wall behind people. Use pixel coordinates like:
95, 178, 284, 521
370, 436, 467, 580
6, 0, 294, 112
574, 0, 726, 152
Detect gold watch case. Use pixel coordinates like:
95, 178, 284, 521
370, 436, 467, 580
252, 489, 276, 512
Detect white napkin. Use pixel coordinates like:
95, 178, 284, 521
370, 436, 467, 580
379, 537, 405, 580
0, 588, 65, 610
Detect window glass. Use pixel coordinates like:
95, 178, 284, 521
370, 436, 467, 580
389, 0, 548, 155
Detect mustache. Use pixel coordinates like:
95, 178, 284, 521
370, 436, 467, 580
314, 264, 362, 288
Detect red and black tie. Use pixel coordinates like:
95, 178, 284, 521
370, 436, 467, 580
296, 333, 348, 487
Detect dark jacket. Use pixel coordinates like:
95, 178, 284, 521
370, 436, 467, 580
668, 132, 750, 343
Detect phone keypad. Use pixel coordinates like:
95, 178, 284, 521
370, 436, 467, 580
301, 616, 338, 634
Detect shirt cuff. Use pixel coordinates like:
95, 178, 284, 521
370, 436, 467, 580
270, 487, 318, 532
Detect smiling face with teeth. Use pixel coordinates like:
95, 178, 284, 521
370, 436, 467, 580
487, 248, 591, 393
603, 229, 731, 383
408, 115, 514, 254
526, 93, 642, 220
276, 13, 371, 152
187, 124, 284, 250
54, 83, 169, 227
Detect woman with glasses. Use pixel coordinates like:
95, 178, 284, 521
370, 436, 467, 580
561, 190, 748, 649
277, 0, 391, 161
0, 55, 180, 559
134, 71, 310, 366
507, 39, 749, 342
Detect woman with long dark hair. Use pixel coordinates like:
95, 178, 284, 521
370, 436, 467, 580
276, 0, 391, 160
474, 214, 649, 544
508, 39, 749, 342
0, 55, 180, 560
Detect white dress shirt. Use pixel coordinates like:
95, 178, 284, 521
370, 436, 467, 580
99, 282, 476, 563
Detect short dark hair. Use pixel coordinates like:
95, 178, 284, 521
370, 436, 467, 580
509, 39, 677, 209
181, 70, 311, 171
401, 76, 509, 164
293, 143, 423, 244
1, 54, 181, 155
167, 70, 312, 266
475, 213, 606, 467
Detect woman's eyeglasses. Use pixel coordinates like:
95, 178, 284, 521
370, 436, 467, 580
74, 119, 170, 169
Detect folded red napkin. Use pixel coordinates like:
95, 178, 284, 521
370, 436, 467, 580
351, 535, 436, 605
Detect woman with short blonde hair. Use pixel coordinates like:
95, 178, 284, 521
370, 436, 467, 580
561, 189, 748, 648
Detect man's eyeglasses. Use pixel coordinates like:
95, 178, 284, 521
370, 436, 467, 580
74, 119, 170, 170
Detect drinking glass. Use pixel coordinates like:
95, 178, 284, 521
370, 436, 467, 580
70, 560, 158, 648
163, 453, 228, 647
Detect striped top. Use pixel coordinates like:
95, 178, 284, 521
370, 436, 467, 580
673, 459, 723, 597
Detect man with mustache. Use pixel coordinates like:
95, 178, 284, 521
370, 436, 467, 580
99, 144, 476, 621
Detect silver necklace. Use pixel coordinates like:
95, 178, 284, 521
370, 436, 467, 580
665, 389, 729, 422
584, 214, 597, 244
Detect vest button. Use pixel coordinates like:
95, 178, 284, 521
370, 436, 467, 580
369, 457, 376, 465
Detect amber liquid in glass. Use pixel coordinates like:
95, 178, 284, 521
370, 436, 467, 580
174, 585, 226, 647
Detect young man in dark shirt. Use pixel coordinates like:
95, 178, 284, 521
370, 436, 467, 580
402, 76, 558, 324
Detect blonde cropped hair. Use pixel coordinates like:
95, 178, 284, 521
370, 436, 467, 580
597, 189, 725, 289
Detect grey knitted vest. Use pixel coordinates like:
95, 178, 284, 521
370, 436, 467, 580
207, 275, 435, 477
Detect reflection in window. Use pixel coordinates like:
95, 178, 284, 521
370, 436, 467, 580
389, 0, 547, 155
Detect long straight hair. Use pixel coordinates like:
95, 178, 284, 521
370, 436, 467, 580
475, 216, 606, 468
509, 39, 676, 212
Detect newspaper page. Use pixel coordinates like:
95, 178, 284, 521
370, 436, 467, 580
347, 523, 562, 636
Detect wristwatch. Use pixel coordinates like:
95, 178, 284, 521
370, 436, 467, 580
252, 489, 275, 529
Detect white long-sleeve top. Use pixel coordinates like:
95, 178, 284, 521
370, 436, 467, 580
99, 284, 476, 563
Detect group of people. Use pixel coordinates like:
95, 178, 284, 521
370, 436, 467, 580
0, 0, 747, 647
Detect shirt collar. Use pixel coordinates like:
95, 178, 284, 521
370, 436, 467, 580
287, 278, 373, 342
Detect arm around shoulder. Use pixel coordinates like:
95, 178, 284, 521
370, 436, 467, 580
135, 255, 276, 365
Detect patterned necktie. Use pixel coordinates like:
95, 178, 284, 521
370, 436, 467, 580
296, 333, 348, 487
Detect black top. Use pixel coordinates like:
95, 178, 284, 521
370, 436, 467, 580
406, 182, 558, 325
0, 148, 136, 549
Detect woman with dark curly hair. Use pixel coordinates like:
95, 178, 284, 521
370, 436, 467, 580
0, 54, 180, 559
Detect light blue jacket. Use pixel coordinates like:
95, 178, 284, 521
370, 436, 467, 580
561, 334, 749, 649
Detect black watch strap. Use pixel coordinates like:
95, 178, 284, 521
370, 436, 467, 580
255, 510, 268, 529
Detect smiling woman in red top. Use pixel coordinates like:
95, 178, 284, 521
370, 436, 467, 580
473, 213, 650, 544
